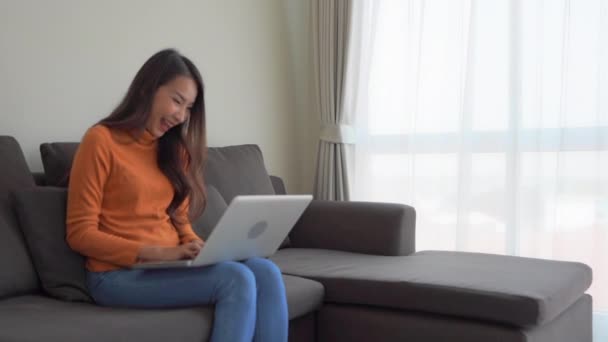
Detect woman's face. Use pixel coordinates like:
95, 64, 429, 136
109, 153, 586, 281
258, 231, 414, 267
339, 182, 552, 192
146, 75, 197, 138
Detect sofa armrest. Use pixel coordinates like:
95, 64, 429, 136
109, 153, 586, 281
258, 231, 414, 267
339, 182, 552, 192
289, 200, 416, 256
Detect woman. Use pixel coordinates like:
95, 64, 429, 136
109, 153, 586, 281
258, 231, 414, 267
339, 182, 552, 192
66, 49, 288, 342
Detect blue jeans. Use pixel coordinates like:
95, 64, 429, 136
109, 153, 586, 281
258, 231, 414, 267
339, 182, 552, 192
86, 257, 288, 342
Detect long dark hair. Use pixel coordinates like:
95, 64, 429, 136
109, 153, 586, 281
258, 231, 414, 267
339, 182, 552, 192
99, 48, 206, 227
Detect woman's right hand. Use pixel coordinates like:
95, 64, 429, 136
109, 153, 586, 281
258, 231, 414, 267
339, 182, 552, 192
137, 242, 202, 262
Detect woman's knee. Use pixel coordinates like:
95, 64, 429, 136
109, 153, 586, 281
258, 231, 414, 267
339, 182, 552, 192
244, 258, 282, 282
213, 261, 256, 294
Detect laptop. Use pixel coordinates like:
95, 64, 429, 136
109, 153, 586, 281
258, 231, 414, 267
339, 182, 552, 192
132, 194, 313, 269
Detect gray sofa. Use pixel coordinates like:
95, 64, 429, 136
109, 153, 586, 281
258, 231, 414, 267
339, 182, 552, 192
0, 135, 594, 341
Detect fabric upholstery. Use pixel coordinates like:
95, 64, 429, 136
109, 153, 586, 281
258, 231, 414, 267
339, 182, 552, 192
191, 185, 228, 240
32, 172, 46, 186
289, 200, 416, 256
318, 304, 525, 342
1, 136, 586, 341
13, 187, 91, 302
38, 142, 279, 201
0, 136, 39, 299
288, 313, 317, 342
524, 294, 592, 342
39, 142, 79, 187
270, 175, 287, 195
0, 295, 212, 342
271, 248, 592, 327
271, 173, 291, 248
0, 274, 323, 342
205, 145, 275, 202
283, 274, 324, 319
317, 296, 592, 342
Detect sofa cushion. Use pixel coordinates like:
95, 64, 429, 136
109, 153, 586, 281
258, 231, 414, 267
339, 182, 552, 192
39, 142, 278, 202
0, 274, 322, 342
39, 142, 79, 187
0, 136, 39, 299
13, 187, 92, 302
318, 295, 592, 342
191, 185, 228, 240
205, 145, 292, 247
270, 248, 592, 327
319, 304, 525, 342
205, 145, 275, 202
283, 274, 324, 319
0, 295, 212, 342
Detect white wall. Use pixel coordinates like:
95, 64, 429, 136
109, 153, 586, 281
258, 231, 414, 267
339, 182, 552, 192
0, 0, 305, 192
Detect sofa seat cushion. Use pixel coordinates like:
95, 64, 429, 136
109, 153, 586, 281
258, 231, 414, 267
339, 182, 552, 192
283, 274, 324, 319
270, 248, 592, 327
0, 295, 213, 342
0, 275, 322, 342
318, 294, 592, 342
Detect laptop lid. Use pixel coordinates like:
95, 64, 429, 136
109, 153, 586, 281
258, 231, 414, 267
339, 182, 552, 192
190, 194, 313, 267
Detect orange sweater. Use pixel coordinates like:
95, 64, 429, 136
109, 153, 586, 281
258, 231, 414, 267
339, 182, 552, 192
66, 125, 201, 272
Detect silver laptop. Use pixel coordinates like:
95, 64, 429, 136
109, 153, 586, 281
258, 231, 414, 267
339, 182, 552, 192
132, 194, 313, 269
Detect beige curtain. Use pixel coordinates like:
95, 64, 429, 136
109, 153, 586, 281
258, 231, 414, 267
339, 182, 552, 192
311, 0, 355, 201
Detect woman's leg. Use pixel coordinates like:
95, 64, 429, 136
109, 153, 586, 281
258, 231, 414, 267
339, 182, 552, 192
243, 257, 288, 342
87, 261, 256, 342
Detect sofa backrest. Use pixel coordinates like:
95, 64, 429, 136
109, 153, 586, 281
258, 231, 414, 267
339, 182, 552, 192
39, 142, 79, 187
204, 145, 276, 202
40, 140, 287, 247
40, 141, 281, 201
0, 136, 40, 299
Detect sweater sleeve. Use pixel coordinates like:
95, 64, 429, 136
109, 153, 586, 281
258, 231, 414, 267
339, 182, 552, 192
175, 196, 203, 244
66, 126, 144, 267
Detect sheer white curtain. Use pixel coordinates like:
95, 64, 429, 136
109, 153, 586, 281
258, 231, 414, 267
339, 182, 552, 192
351, 0, 608, 336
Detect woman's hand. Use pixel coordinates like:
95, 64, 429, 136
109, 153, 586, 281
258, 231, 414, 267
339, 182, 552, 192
137, 241, 203, 262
